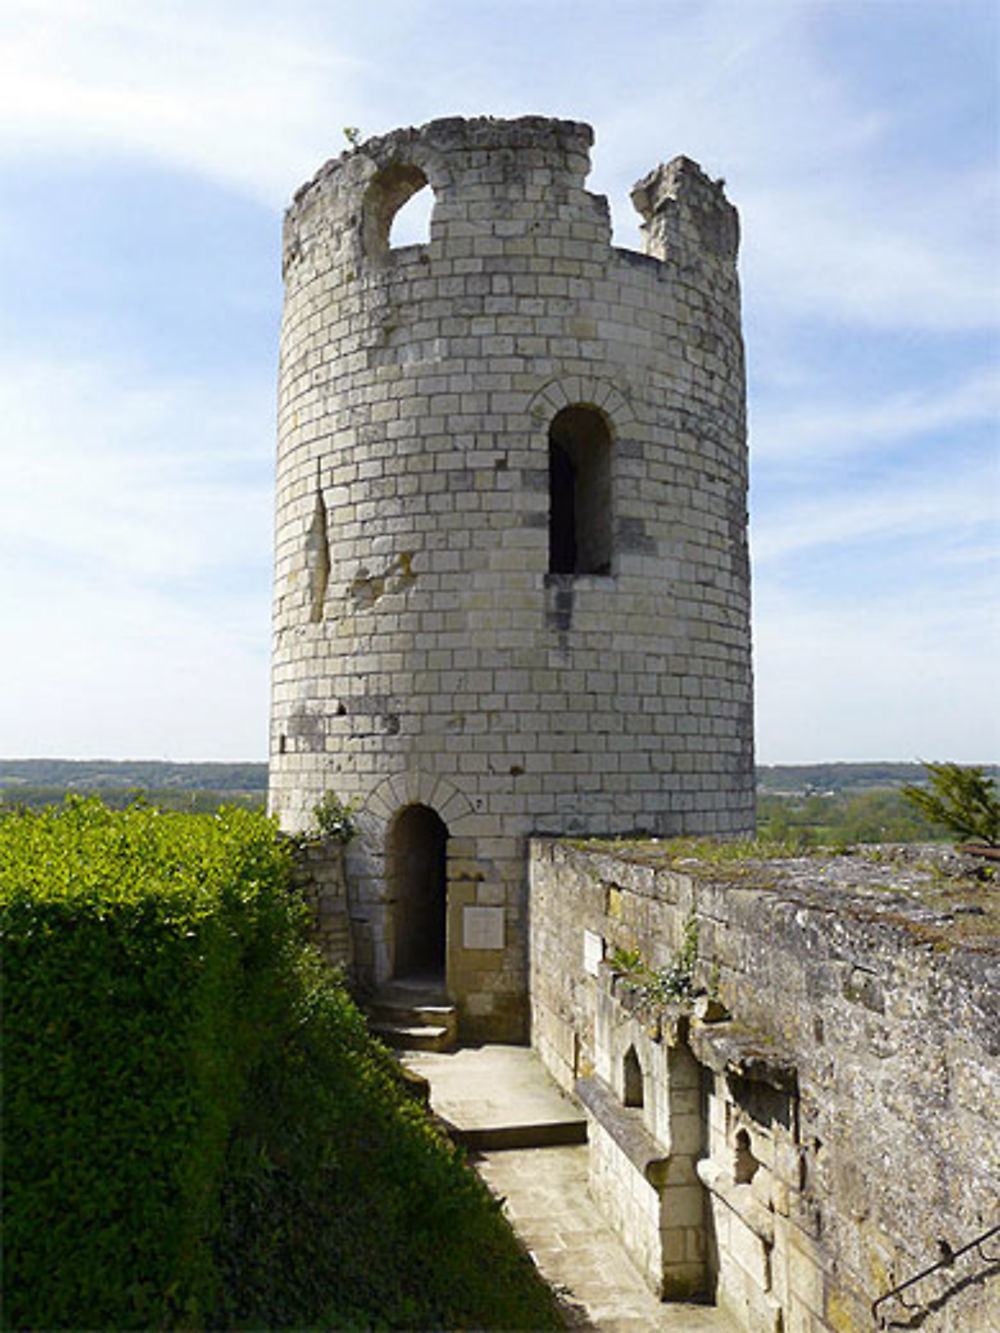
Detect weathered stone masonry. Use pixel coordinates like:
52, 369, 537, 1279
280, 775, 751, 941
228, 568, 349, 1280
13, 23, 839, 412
269, 117, 754, 1040
530, 839, 1000, 1332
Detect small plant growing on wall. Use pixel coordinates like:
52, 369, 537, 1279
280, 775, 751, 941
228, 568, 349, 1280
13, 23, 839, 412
311, 792, 357, 845
607, 911, 700, 1012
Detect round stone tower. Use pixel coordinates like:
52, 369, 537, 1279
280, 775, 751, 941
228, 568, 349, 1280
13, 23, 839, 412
270, 116, 754, 1040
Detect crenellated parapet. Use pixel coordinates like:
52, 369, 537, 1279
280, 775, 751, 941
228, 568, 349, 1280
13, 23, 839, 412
284, 116, 604, 276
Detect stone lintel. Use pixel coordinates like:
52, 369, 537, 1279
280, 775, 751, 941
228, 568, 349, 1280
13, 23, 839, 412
689, 1019, 798, 1094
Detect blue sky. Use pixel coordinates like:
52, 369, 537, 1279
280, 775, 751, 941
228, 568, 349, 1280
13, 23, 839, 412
1, 0, 997, 764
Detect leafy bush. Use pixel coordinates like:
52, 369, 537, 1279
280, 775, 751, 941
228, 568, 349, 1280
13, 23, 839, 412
902, 761, 1000, 847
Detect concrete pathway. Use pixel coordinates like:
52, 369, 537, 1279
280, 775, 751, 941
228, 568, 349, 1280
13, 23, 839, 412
402, 1046, 738, 1332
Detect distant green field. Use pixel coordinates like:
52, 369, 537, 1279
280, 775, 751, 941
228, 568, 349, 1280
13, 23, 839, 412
0, 759, 267, 814
754, 762, 999, 845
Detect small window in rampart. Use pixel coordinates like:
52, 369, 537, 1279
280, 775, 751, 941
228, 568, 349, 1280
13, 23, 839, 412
548, 405, 612, 575
362, 162, 432, 258
623, 1044, 644, 1108
734, 1128, 760, 1185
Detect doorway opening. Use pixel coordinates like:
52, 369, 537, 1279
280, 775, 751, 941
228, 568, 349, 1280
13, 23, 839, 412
388, 804, 448, 980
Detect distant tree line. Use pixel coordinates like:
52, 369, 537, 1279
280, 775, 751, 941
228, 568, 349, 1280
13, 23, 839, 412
755, 760, 998, 795
0, 760, 267, 815
3, 758, 996, 842
756, 788, 946, 847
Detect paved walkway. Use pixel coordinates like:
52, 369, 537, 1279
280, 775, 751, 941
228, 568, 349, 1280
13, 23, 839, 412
403, 1046, 738, 1332
403, 1044, 586, 1148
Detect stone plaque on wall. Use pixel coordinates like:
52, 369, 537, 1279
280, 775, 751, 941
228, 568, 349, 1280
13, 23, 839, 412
584, 929, 604, 977
463, 905, 505, 950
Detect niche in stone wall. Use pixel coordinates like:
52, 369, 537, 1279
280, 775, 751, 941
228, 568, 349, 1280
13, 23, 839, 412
690, 1024, 800, 1333
362, 161, 434, 258
305, 472, 330, 623
623, 1044, 644, 1108
548, 405, 612, 575
734, 1127, 760, 1185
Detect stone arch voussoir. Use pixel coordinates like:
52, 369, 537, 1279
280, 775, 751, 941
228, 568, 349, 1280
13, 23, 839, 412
528, 376, 636, 435
360, 770, 476, 838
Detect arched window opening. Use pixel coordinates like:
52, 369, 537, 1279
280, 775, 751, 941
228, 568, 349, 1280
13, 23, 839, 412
389, 184, 433, 248
362, 162, 432, 259
623, 1044, 644, 1108
548, 405, 612, 575
734, 1128, 760, 1185
388, 804, 448, 980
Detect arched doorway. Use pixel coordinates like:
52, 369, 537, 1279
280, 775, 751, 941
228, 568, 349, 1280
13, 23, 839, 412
388, 804, 448, 980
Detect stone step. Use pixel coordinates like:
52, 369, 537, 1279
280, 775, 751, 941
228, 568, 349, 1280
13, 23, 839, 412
452, 1118, 587, 1151
402, 1046, 588, 1151
365, 975, 458, 1052
369, 999, 456, 1027
371, 1020, 454, 1053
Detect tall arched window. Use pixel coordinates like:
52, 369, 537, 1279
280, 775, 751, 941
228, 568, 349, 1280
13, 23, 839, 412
548, 405, 612, 575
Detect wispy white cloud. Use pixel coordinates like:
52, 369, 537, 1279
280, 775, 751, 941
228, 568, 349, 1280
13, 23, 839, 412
752, 455, 999, 565
0, 355, 272, 583
0, 350, 273, 758
742, 170, 1000, 332
752, 366, 1000, 464
0, 0, 368, 203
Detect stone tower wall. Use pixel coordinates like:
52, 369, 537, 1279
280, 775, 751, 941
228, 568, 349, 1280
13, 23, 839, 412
269, 117, 754, 1040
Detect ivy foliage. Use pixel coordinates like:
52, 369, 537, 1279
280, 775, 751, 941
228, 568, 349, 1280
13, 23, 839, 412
1, 799, 562, 1331
310, 789, 358, 844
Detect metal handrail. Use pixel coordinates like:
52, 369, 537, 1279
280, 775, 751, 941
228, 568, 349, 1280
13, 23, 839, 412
872, 1222, 1000, 1326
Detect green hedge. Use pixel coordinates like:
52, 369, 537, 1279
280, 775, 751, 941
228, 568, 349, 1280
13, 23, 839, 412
212, 955, 563, 1330
1, 798, 301, 1330
1, 800, 562, 1330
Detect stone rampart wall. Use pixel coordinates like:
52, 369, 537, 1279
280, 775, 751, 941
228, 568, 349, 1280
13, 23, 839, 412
529, 838, 999, 1331
290, 840, 352, 971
